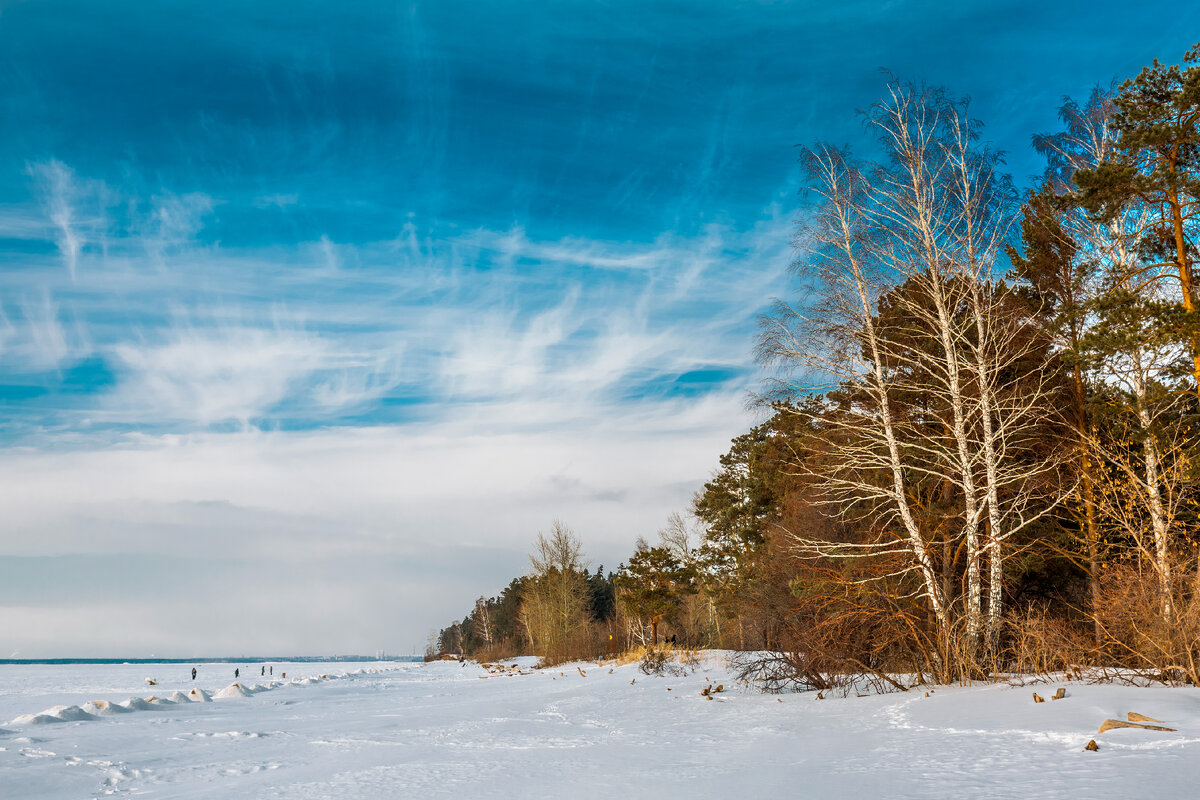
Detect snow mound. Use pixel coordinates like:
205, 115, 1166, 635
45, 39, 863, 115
11, 714, 59, 725
146, 696, 176, 705
299, 677, 318, 685
167, 691, 191, 703
81, 700, 132, 716
248, 684, 268, 692
48, 705, 97, 721
187, 688, 212, 702
15, 705, 98, 724
120, 698, 155, 711
215, 682, 252, 699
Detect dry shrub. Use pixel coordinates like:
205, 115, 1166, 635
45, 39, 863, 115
729, 546, 939, 693
1092, 561, 1200, 685
1006, 606, 1091, 681
474, 641, 525, 663
534, 618, 626, 668
732, 649, 841, 693
636, 644, 697, 676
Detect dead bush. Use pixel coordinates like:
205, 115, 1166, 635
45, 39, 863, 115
1092, 561, 1200, 685
638, 645, 693, 676
1005, 606, 1092, 681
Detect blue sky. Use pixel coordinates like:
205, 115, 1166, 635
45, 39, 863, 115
1, 0, 1197, 657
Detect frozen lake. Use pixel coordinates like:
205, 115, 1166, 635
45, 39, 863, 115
0, 661, 397, 728
3, 655, 1199, 798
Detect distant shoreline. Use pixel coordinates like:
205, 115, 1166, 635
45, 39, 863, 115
0, 656, 424, 665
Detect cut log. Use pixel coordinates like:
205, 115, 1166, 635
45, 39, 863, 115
1097, 718, 1176, 734
1032, 693, 1045, 703
1084, 739, 1099, 751
1128, 712, 1164, 723
1052, 688, 1066, 700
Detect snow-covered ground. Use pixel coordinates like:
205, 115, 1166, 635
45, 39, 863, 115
2, 654, 1198, 798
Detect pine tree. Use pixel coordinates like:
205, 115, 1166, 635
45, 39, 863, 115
616, 545, 696, 646
1076, 43, 1200, 399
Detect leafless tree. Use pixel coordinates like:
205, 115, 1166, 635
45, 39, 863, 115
760, 80, 1065, 676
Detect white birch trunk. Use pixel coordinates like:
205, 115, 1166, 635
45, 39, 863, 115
1133, 368, 1173, 622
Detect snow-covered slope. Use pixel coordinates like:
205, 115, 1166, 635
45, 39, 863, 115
1, 655, 1197, 798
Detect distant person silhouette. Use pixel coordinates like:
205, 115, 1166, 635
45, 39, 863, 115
235, 667, 240, 679
192, 667, 197, 680
261, 665, 265, 676
269, 666, 273, 675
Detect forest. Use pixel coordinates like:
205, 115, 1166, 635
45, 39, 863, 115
435, 43, 1200, 688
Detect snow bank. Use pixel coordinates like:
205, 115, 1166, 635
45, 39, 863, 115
167, 691, 191, 703
187, 688, 212, 702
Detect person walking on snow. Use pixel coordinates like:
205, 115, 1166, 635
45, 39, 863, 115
235, 667, 240, 679
191, 667, 197, 680
261, 665, 265, 676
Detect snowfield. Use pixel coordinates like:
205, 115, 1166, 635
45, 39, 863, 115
2, 655, 1199, 798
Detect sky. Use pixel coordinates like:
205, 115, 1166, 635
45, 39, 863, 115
0, 0, 1197, 658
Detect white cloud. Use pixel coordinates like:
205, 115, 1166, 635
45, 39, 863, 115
0, 161, 798, 656
0, 291, 84, 372
252, 193, 300, 208
0, 205, 53, 240
108, 324, 329, 426
144, 191, 216, 263
0, 391, 751, 655
27, 160, 83, 279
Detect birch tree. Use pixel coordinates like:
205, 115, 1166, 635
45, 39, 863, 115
761, 80, 1062, 675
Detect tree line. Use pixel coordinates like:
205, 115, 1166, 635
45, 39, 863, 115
435, 43, 1200, 685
